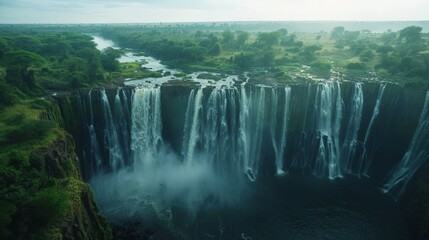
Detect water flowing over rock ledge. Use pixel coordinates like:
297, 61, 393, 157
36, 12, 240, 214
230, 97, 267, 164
57, 81, 429, 198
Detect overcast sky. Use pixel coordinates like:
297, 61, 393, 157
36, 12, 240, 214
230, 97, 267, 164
0, 0, 428, 23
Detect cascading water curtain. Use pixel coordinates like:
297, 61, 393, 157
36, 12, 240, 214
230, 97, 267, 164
382, 90, 429, 199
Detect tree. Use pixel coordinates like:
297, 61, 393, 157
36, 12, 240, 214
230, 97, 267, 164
360, 49, 374, 62
236, 31, 249, 48
258, 50, 276, 68
64, 57, 87, 72
301, 45, 322, 61
398, 26, 423, 44
194, 30, 204, 40
87, 60, 102, 82
376, 45, 394, 54
0, 37, 10, 59
4, 51, 46, 90
65, 33, 96, 51
39, 37, 72, 58
380, 31, 397, 45
75, 47, 104, 81
257, 32, 281, 48
350, 40, 368, 54
4, 50, 46, 68
331, 26, 345, 39
397, 26, 425, 55
11, 36, 42, 52
342, 31, 360, 43
101, 47, 121, 71
281, 34, 297, 47
277, 28, 288, 36
183, 46, 207, 63
222, 30, 235, 48
76, 47, 99, 62
234, 53, 254, 70
208, 43, 222, 56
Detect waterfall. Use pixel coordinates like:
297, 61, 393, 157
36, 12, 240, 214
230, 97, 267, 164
100, 89, 124, 171
84, 90, 103, 175
60, 81, 429, 204
271, 86, 291, 175
202, 87, 240, 175
291, 84, 312, 174
180, 84, 290, 180
238, 83, 252, 180
359, 84, 386, 177
313, 82, 343, 179
381, 90, 429, 199
182, 87, 204, 164
247, 86, 267, 179
131, 86, 163, 166
112, 89, 131, 163
343, 83, 364, 174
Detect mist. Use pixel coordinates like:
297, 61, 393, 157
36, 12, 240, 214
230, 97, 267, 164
89, 147, 249, 222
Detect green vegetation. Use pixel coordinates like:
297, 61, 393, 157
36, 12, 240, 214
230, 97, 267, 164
118, 62, 163, 79
0, 30, 122, 103
0, 101, 111, 239
0, 27, 113, 239
0, 23, 428, 239
0, 103, 62, 238
100, 25, 429, 85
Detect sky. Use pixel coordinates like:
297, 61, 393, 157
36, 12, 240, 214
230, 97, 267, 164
0, 0, 428, 24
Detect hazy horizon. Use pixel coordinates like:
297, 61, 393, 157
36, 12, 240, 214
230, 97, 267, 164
0, 0, 428, 24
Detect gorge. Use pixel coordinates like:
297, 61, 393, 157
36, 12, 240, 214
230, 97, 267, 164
2, 22, 429, 240
49, 35, 429, 239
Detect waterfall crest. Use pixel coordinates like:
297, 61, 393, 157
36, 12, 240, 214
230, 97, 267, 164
60, 81, 429, 205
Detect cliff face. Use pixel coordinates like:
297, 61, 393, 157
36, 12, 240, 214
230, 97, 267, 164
56, 81, 429, 239
37, 134, 112, 240
0, 98, 111, 240
59, 81, 429, 182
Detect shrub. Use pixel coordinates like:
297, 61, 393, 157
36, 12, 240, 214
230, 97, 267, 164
28, 187, 70, 228
4, 112, 25, 125
360, 49, 375, 62
311, 61, 332, 71
0, 83, 22, 106
29, 98, 51, 110
7, 119, 55, 143
0, 166, 21, 185
0, 200, 17, 239
8, 150, 29, 170
347, 62, 366, 70
29, 152, 45, 172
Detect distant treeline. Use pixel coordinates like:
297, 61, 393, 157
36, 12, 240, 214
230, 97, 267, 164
101, 25, 429, 84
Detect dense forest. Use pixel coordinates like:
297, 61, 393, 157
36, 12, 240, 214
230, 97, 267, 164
0, 23, 429, 239
0, 30, 123, 103
100, 24, 429, 84
0, 29, 113, 239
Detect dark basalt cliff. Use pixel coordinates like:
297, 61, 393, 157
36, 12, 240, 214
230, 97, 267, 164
36, 134, 112, 240
56, 80, 429, 239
